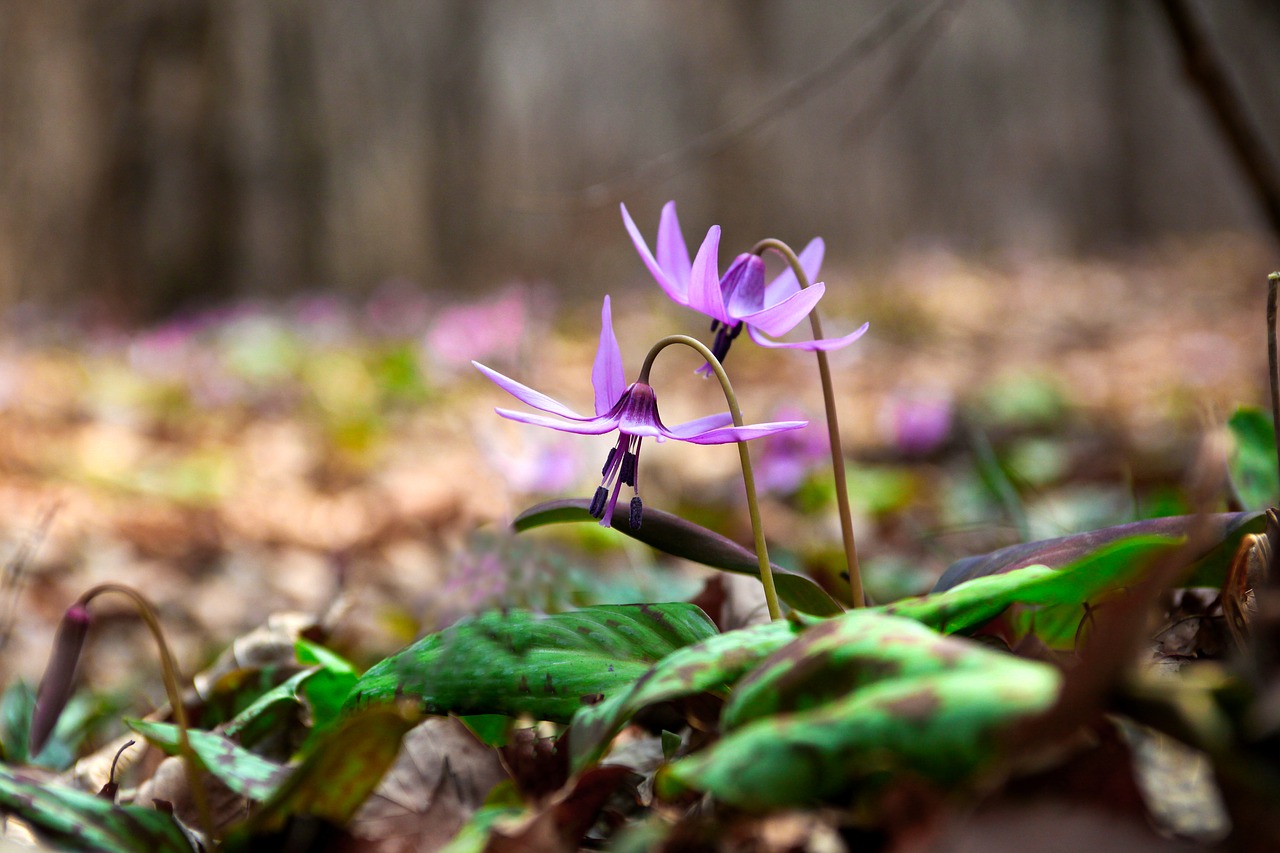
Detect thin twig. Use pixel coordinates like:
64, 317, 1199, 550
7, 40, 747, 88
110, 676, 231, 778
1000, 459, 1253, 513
1156, 0, 1280, 241
511, 0, 958, 213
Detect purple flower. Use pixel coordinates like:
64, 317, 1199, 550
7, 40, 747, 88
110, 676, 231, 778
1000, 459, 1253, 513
473, 296, 807, 529
621, 201, 868, 370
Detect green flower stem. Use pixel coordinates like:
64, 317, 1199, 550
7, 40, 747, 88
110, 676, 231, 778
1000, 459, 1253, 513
78, 584, 213, 841
751, 238, 864, 608
638, 336, 782, 620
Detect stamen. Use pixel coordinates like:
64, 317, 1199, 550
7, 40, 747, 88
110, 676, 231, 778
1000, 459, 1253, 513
589, 486, 609, 519
600, 446, 618, 477
629, 496, 643, 530
619, 451, 638, 487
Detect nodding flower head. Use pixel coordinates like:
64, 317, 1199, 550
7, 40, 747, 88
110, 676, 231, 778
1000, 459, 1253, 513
474, 296, 808, 529
622, 201, 868, 372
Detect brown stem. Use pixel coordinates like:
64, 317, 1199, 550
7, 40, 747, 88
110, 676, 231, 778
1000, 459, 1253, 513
751, 238, 864, 607
77, 584, 213, 840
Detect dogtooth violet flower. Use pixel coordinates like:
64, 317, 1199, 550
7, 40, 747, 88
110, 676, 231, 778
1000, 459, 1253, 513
622, 201, 869, 372
473, 296, 808, 529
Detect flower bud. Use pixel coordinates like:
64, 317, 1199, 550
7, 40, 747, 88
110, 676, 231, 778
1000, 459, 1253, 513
30, 604, 91, 756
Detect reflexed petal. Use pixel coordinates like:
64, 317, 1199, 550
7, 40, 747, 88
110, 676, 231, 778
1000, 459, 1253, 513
655, 201, 692, 293
493, 407, 618, 434
724, 254, 767, 318
663, 411, 736, 438
675, 419, 810, 445
687, 225, 731, 324
748, 320, 870, 350
474, 361, 591, 420
592, 296, 626, 416
765, 237, 825, 307
737, 281, 827, 337
622, 203, 688, 304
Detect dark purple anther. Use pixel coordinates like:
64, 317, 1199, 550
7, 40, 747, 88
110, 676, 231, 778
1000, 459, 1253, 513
629, 496, 643, 530
589, 486, 609, 519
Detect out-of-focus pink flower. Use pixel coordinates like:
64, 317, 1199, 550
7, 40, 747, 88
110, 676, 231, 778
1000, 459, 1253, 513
481, 427, 584, 496
755, 406, 829, 493
365, 278, 433, 339
884, 392, 953, 456
424, 285, 533, 371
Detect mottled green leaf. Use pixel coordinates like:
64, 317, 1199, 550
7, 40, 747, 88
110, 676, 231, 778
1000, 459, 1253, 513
513, 499, 843, 616
934, 512, 1260, 592
890, 534, 1182, 637
126, 718, 291, 801
661, 661, 1059, 809
721, 611, 1007, 730
1228, 407, 1279, 511
221, 668, 315, 745
569, 620, 800, 772
345, 604, 718, 723
295, 638, 358, 743
245, 703, 419, 833
0, 762, 194, 851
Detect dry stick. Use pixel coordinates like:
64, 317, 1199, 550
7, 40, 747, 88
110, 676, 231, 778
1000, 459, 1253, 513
78, 584, 214, 841
638, 335, 782, 620
750, 238, 863, 608
1269, 274, 1280, 492
1156, 0, 1280, 241
510, 0, 956, 213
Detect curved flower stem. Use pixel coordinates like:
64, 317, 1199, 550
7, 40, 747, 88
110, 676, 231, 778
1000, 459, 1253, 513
751, 238, 863, 608
77, 584, 213, 841
638, 336, 782, 620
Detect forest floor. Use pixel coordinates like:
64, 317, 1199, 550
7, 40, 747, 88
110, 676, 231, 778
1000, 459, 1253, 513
0, 233, 1270, 694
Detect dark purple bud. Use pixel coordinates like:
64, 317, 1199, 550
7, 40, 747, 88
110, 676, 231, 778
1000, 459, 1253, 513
31, 604, 91, 755
629, 496, 643, 530
589, 486, 609, 519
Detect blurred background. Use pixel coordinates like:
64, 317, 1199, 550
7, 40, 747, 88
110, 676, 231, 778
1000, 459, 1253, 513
1, 0, 1278, 322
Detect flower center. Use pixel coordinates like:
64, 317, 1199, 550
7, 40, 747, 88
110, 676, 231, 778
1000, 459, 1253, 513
589, 432, 644, 530
702, 318, 744, 372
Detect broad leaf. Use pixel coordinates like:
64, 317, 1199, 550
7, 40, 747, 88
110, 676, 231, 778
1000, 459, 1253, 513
932, 512, 1260, 592
0, 762, 194, 851
721, 611, 1007, 731
344, 604, 718, 723
221, 668, 315, 745
126, 718, 292, 801
889, 535, 1179, 641
660, 660, 1059, 809
569, 620, 801, 771
1228, 407, 1279, 510
244, 703, 420, 834
295, 638, 359, 746
513, 499, 843, 616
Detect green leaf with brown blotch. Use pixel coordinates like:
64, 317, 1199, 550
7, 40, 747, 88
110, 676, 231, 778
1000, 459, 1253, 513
720, 611, 1011, 731
569, 619, 802, 772
933, 512, 1260, 592
0, 762, 195, 851
887, 534, 1182, 640
512, 499, 844, 616
242, 703, 420, 834
344, 604, 719, 723
659, 657, 1060, 809
126, 718, 292, 801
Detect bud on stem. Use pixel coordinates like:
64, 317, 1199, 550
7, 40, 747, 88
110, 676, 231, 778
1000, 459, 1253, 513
30, 604, 91, 755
